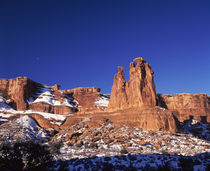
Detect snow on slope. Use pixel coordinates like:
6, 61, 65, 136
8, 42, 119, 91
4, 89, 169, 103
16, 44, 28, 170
182, 119, 210, 141
28, 87, 74, 107
0, 96, 16, 113
0, 94, 70, 126
0, 110, 70, 126
94, 95, 109, 107
0, 115, 50, 143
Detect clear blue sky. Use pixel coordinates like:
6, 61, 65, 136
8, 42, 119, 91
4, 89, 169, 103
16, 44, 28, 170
0, 0, 210, 94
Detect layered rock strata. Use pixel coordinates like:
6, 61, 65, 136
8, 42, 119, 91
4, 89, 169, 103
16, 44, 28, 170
63, 87, 104, 112
0, 77, 43, 110
157, 94, 210, 122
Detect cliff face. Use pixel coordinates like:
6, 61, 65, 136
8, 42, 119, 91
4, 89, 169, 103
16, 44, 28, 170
63, 87, 108, 113
127, 58, 157, 107
0, 78, 76, 114
158, 94, 210, 122
108, 57, 157, 110
108, 58, 178, 132
0, 77, 43, 110
108, 66, 128, 110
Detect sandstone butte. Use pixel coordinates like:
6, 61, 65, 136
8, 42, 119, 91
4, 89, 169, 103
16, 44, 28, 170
107, 57, 177, 132
0, 57, 209, 133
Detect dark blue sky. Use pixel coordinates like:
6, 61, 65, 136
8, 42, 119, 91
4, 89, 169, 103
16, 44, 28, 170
1, 0, 210, 94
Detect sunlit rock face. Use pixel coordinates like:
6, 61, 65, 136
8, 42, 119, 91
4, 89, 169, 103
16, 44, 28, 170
107, 58, 178, 132
0, 77, 43, 111
108, 57, 157, 110
157, 93, 210, 122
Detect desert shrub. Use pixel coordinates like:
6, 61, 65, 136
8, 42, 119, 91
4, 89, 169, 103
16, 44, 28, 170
89, 142, 98, 149
84, 142, 89, 148
76, 141, 83, 148
48, 141, 63, 155
120, 148, 128, 154
0, 141, 54, 171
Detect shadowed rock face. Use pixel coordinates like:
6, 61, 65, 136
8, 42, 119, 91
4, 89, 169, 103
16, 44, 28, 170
157, 94, 210, 122
108, 57, 157, 110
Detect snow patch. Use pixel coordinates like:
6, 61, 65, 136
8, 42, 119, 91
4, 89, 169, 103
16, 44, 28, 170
0, 96, 16, 113
94, 96, 109, 107
30, 88, 74, 107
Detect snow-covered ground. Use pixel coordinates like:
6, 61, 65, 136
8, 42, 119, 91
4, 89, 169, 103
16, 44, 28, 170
0, 115, 50, 143
52, 152, 210, 171
51, 121, 210, 170
0, 94, 73, 126
0, 96, 17, 113
0, 111, 71, 127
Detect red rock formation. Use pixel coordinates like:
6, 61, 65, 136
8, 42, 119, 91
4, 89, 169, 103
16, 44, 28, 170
127, 58, 156, 107
63, 87, 100, 95
63, 87, 101, 110
107, 57, 178, 132
108, 66, 128, 109
108, 57, 157, 110
0, 77, 76, 114
29, 102, 52, 113
0, 77, 43, 110
29, 102, 75, 114
53, 105, 75, 114
157, 93, 210, 122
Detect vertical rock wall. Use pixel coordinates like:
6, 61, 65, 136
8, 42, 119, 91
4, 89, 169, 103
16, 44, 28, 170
108, 57, 157, 110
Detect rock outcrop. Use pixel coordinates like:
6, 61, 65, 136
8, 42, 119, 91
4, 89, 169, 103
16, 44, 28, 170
108, 57, 157, 110
63, 87, 104, 112
0, 77, 77, 114
0, 77, 43, 110
107, 57, 178, 132
157, 94, 210, 122
108, 66, 128, 109
28, 84, 76, 114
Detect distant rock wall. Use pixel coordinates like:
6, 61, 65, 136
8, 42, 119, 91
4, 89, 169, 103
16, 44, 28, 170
63, 87, 102, 112
157, 94, 210, 122
63, 87, 100, 95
